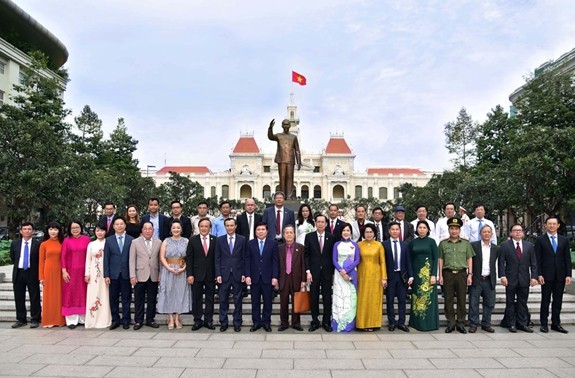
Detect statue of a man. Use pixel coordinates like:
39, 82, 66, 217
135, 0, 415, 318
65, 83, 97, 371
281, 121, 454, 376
267, 118, 301, 199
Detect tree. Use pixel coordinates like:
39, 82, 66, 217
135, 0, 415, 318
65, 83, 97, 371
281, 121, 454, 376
444, 107, 478, 170
157, 172, 205, 214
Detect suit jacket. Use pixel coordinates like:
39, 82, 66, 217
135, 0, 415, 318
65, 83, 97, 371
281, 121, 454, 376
498, 239, 537, 287
164, 215, 192, 239
304, 231, 336, 281
215, 233, 247, 282
396, 220, 415, 243
470, 240, 499, 289
278, 242, 305, 290
98, 214, 120, 237
245, 237, 279, 285
371, 221, 390, 242
129, 236, 161, 282
186, 233, 216, 282
236, 212, 263, 240
351, 220, 373, 242
535, 233, 572, 282
141, 214, 169, 240
327, 218, 344, 238
10, 238, 40, 282
103, 233, 134, 280
262, 206, 296, 238
383, 239, 413, 283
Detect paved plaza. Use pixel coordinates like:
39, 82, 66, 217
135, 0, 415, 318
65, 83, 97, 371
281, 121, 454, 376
0, 322, 574, 377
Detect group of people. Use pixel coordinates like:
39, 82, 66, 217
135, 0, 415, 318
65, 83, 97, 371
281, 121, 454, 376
9, 195, 572, 334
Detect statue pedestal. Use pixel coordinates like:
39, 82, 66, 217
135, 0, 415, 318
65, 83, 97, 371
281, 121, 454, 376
284, 200, 302, 213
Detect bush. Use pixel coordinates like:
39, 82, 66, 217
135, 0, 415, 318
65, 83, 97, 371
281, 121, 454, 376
0, 240, 11, 266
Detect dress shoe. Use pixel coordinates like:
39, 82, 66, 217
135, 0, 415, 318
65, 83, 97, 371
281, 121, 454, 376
481, 325, 495, 333
445, 326, 455, 333
551, 325, 568, 334
397, 324, 410, 333
308, 324, 320, 332
220, 325, 228, 332
278, 325, 289, 332
204, 322, 215, 330
292, 325, 304, 331
456, 326, 467, 334
468, 326, 477, 333
517, 325, 533, 333
388, 324, 396, 332
133, 323, 143, 330
234, 326, 241, 332
109, 323, 120, 330
540, 325, 549, 333
29, 321, 39, 329
67, 324, 77, 330
250, 324, 261, 332
263, 324, 272, 332
146, 321, 159, 329
191, 323, 203, 331
11, 321, 27, 329
322, 324, 332, 332
123, 324, 130, 330
509, 326, 517, 333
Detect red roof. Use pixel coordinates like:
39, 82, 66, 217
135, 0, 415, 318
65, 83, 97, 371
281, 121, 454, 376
325, 137, 352, 154
367, 168, 425, 175
157, 166, 211, 174
232, 136, 260, 153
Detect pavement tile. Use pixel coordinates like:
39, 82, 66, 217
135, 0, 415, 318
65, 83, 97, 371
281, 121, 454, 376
48, 329, 106, 338
546, 367, 575, 378
208, 333, 266, 341
294, 341, 355, 349
264, 333, 321, 341
4, 336, 67, 345
476, 368, 557, 377
261, 349, 326, 359
87, 355, 160, 367
56, 337, 119, 346
234, 341, 293, 349
332, 371, 407, 378
326, 349, 392, 359
321, 333, 380, 342
470, 340, 534, 349
389, 348, 457, 359
362, 358, 435, 370
106, 367, 185, 378
68, 346, 138, 356
451, 348, 521, 358
512, 347, 575, 357
174, 340, 235, 349
10, 344, 78, 354
527, 340, 575, 348
0, 363, 45, 376
0, 351, 32, 363
224, 358, 294, 369
404, 369, 482, 378
98, 330, 156, 339
496, 357, 573, 368
431, 357, 505, 369
558, 356, 575, 366
295, 358, 365, 370
133, 347, 200, 357
32, 364, 113, 377
181, 369, 257, 378
152, 332, 211, 340
432, 333, 494, 341
115, 338, 176, 348
154, 357, 226, 368
21, 353, 94, 365
377, 333, 436, 341
0, 343, 18, 352
258, 370, 332, 378
413, 340, 476, 349
354, 341, 415, 350
196, 348, 262, 358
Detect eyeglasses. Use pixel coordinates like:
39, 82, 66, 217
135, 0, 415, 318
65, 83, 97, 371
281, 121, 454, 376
511, 229, 523, 232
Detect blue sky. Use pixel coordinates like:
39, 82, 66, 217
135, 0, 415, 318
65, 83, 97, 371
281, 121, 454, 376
15, 0, 575, 172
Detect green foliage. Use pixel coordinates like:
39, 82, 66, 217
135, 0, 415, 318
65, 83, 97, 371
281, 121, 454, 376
0, 241, 11, 266
444, 107, 478, 170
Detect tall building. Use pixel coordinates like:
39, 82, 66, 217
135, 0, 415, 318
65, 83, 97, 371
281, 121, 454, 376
151, 101, 435, 203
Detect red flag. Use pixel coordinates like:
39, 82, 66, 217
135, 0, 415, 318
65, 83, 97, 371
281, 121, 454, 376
292, 71, 307, 86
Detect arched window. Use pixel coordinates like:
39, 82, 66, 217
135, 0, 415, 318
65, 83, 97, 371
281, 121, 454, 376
262, 185, 271, 199
239, 185, 252, 199
355, 185, 362, 199
332, 185, 344, 199
210, 186, 216, 197
367, 187, 373, 198
301, 185, 309, 199
313, 185, 322, 199
221, 185, 229, 199
379, 187, 388, 200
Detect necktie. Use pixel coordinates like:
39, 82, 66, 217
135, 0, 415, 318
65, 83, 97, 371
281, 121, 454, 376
107, 217, 111, 232
376, 223, 381, 241
319, 234, 324, 252
551, 235, 557, 253
229, 236, 234, 254
393, 240, 399, 271
399, 224, 403, 241
286, 244, 292, 274
276, 210, 281, 234
118, 236, 124, 253
259, 240, 264, 256
145, 239, 151, 255
330, 220, 334, 233
23, 241, 29, 269
203, 236, 208, 256
248, 215, 253, 239
516, 241, 521, 259
478, 219, 483, 238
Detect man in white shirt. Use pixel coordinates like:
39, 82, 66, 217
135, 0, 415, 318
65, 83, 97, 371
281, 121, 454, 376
410, 205, 436, 241
436, 202, 456, 244
464, 204, 497, 244
191, 201, 214, 236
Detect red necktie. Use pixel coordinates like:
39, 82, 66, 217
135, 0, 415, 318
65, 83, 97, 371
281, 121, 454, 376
276, 210, 281, 234
107, 217, 111, 232
516, 242, 521, 259
330, 221, 334, 233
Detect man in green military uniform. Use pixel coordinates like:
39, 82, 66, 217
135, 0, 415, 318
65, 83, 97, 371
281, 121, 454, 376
438, 217, 475, 333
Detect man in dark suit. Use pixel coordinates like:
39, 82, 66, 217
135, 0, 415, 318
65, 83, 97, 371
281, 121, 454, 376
262, 191, 295, 242
498, 223, 538, 333
327, 203, 344, 239
129, 221, 161, 330
536, 216, 572, 333
215, 218, 248, 332
97, 201, 119, 237
278, 225, 306, 331
104, 217, 134, 330
10, 222, 41, 328
304, 214, 336, 332
372, 207, 389, 242
468, 225, 499, 333
392, 205, 414, 243
236, 198, 262, 241
383, 221, 414, 332
164, 200, 192, 239
141, 197, 168, 240
245, 223, 279, 332
186, 218, 217, 331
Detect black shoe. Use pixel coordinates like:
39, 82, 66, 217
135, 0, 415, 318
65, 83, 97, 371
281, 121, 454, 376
11, 321, 27, 329
540, 325, 549, 333
29, 321, 39, 329
123, 324, 130, 330
397, 324, 410, 333
292, 325, 303, 331
278, 325, 289, 332
468, 326, 477, 333
445, 326, 455, 333
250, 324, 261, 332
509, 326, 517, 333
322, 324, 332, 332
308, 324, 319, 332
481, 325, 495, 333
220, 325, 228, 332
234, 326, 241, 332
518, 325, 533, 333
388, 324, 396, 332
146, 321, 159, 329
68, 324, 77, 330
456, 326, 467, 334
133, 323, 143, 330
263, 324, 272, 332
204, 322, 215, 330
551, 325, 568, 334
192, 323, 203, 331
109, 323, 120, 330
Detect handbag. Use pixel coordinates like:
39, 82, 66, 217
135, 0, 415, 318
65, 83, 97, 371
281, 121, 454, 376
294, 289, 311, 313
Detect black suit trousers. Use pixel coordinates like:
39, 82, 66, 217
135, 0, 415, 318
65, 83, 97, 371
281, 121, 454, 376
13, 269, 41, 323
109, 273, 132, 325
505, 285, 529, 328
310, 271, 332, 326
192, 279, 215, 323
133, 279, 158, 324
540, 279, 566, 326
